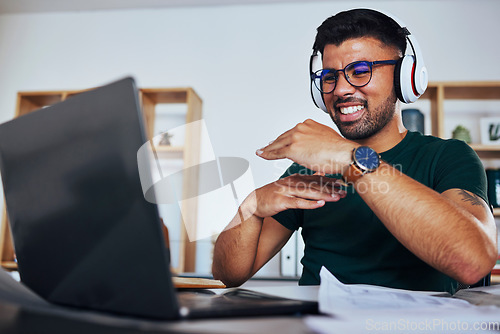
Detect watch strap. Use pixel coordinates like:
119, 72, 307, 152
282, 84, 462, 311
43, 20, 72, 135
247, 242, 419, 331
342, 162, 365, 185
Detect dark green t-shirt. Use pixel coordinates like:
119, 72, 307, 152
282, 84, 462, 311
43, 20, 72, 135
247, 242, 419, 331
273, 131, 488, 294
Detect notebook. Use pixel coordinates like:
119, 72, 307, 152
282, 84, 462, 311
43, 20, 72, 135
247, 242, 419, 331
0, 77, 317, 320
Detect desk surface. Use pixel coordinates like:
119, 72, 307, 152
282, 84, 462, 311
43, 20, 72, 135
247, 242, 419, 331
1, 270, 500, 334
2, 288, 500, 334
0, 299, 316, 334
0, 270, 316, 334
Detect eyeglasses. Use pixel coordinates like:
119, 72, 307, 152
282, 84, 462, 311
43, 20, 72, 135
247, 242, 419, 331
312, 60, 398, 94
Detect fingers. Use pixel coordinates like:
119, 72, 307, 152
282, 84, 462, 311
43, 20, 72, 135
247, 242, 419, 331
313, 172, 348, 189
276, 174, 347, 202
280, 185, 345, 211
256, 132, 293, 160
256, 121, 314, 160
253, 174, 347, 218
276, 185, 337, 202
255, 120, 349, 175
285, 174, 346, 193
256, 146, 288, 160
286, 198, 326, 210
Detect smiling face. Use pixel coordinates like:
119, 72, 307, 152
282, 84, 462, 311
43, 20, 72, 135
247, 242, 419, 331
322, 37, 401, 141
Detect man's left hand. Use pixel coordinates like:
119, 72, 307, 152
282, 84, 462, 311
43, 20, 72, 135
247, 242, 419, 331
256, 119, 356, 174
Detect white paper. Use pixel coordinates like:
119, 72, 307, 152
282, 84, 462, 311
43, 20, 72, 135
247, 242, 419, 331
305, 267, 500, 334
306, 306, 500, 334
317, 266, 470, 316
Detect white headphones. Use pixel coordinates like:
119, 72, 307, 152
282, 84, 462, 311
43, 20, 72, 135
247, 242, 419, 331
310, 10, 428, 112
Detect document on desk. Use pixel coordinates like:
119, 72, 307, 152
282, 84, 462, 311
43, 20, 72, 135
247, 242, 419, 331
317, 266, 468, 315
305, 267, 500, 334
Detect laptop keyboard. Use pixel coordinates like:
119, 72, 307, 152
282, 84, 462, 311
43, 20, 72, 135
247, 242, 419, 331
176, 288, 317, 318
177, 289, 280, 308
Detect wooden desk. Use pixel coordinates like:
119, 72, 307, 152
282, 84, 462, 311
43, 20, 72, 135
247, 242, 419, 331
172, 277, 226, 289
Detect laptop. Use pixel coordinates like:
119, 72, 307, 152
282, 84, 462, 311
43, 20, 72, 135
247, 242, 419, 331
0, 77, 317, 320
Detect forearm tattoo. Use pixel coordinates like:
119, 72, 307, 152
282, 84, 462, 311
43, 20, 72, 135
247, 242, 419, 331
458, 189, 483, 206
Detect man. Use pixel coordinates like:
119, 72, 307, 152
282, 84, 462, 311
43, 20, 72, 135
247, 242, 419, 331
212, 8, 497, 294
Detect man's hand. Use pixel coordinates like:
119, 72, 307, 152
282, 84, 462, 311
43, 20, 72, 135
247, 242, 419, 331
256, 119, 357, 174
213, 173, 345, 287
251, 173, 346, 219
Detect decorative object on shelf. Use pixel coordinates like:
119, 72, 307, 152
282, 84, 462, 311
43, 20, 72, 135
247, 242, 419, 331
159, 131, 173, 146
451, 125, 472, 144
402, 108, 424, 134
486, 169, 500, 208
480, 117, 500, 145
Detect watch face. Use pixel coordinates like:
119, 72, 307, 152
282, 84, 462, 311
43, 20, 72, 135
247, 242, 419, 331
354, 146, 380, 172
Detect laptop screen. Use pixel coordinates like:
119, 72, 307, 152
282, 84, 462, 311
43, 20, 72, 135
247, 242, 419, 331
0, 78, 179, 319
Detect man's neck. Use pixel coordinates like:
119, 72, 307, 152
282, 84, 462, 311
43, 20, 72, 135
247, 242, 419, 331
354, 116, 408, 153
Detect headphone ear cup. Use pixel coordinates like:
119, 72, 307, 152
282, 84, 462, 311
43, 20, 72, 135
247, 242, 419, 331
310, 53, 329, 113
396, 55, 418, 103
311, 82, 328, 113
393, 58, 405, 102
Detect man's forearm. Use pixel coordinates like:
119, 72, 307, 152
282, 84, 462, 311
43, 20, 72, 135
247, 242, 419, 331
212, 175, 337, 287
356, 162, 497, 284
212, 209, 264, 287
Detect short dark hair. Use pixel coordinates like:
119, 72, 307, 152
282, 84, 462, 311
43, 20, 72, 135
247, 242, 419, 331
313, 8, 407, 56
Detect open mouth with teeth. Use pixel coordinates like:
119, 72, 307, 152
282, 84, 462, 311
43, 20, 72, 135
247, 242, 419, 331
336, 104, 366, 123
340, 105, 364, 115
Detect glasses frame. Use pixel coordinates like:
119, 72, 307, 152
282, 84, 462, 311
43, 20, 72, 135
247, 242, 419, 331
312, 60, 398, 94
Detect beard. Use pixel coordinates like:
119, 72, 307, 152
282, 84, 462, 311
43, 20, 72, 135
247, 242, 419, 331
329, 91, 398, 140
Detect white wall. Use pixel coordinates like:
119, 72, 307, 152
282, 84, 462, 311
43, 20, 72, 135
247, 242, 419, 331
1, 0, 499, 276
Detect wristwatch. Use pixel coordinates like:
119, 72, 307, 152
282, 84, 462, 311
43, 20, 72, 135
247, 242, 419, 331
342, 146, 381, 185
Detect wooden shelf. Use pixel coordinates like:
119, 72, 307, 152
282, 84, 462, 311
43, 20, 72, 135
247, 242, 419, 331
1, 261, 17, 271
153, 146, 184, 159
469, 144, 500, 159
493, 208, 500, 217
154, 145, 184, 152
469, 144, 500, 152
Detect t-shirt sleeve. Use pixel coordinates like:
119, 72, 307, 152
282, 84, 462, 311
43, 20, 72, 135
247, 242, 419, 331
271, 163, 311, 231
433, 139, 489, 204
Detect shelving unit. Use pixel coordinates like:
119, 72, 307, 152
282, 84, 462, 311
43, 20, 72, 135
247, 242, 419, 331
0, 86, 202, 273
420, 81, 500, 139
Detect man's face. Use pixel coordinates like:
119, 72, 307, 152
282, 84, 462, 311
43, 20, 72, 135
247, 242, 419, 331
321, 37, 400, 140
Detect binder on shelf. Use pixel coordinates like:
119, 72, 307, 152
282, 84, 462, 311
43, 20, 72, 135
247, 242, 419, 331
280, 231, 297, 277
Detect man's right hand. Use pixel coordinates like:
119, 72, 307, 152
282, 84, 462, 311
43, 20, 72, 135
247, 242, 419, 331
250, 173, 346, 219
213, 173, 345, 287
